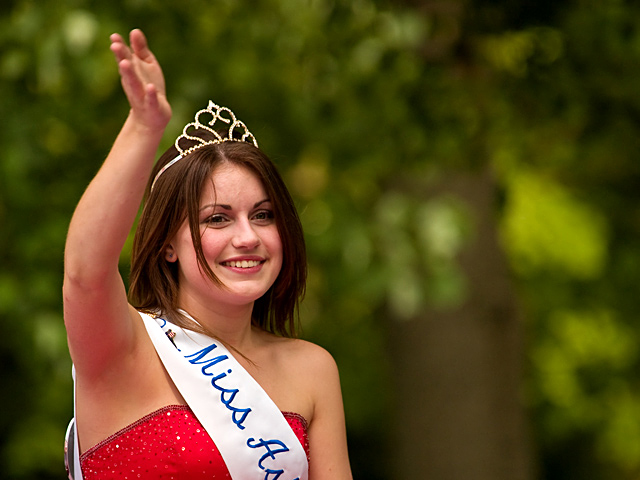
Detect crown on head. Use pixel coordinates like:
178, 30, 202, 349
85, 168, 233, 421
151, 100, 258, 191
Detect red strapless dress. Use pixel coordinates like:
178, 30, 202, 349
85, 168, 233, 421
80, 405, 309, 479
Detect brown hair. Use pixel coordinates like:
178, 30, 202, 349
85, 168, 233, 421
128, 133, 306, 338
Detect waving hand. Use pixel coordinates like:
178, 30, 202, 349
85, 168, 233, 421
110, 29, 171, 130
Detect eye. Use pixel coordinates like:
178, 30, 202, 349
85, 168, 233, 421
252, 209, 274, 223
203, 214, 229, 226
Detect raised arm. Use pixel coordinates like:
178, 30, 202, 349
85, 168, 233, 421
63, 29, 171, 378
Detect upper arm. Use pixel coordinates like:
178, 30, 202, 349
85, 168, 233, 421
63, 268, 142, 380
304, 346, 353, 480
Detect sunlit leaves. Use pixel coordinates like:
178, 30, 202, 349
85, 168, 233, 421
501, 169, 608, 279
478, 27, 564, 76
531, 309, 640, 469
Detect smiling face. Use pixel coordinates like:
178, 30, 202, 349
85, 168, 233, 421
130, 139, 307, 336
167, 162, 283, 312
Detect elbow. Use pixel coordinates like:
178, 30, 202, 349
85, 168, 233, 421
63, 258, 118, 296
63, 240, 120, 290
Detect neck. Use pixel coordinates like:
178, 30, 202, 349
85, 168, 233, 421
177, 299, 257, 351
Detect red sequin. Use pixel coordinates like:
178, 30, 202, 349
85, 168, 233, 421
80, 405, 309, 479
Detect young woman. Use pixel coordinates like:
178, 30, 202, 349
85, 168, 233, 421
63, 29, 352, 480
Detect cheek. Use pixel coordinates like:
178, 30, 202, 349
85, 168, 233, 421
172, 230, 194, 264
268, 230, 284, 268
266, 226, 283, 252
174, 228, 222, 266
200, 233, 228, 262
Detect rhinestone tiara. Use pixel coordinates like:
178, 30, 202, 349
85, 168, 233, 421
150, 100, 258, 191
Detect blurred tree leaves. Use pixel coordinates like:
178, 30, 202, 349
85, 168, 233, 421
501, 169, 608, 279
480, 2, 640, 478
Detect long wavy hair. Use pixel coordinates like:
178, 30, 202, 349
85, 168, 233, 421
128, 132, 306, 338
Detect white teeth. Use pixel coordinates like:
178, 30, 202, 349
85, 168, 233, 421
225, 260, 261, 268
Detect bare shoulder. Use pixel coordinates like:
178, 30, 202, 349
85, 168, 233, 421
255, 332, 341, 397
266, 334, 339, 379
284, 339, 352, 479
274, 338, 343, 412
256, 333, 353, 478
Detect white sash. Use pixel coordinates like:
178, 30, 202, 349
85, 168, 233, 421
140, 312, 309, 480
64, 367, 82, 480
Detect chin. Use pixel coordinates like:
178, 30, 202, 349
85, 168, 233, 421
224, 288, 271, 305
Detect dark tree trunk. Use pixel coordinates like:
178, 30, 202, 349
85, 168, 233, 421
389, 169, 535, 480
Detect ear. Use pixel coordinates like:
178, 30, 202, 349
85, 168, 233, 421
165, 246, 177, 262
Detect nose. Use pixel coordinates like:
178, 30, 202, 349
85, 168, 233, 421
231, 218, 261, 249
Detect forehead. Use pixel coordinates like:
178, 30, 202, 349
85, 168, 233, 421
200, 162, 267, 203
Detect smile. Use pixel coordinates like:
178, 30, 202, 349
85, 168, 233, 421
222, 260, 263, 268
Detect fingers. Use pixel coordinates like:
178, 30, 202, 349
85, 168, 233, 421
109, 32, 124, 44
110, 30, 146, 103
110, 33, 132, 64
129, 29, 154, 61
109, 29, 170, 126
118, 59, 163, 110
118, 59, 146, 105
145, 83, 160, 111
110, 29, 152, 63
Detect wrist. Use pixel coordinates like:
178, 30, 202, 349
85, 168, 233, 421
125, 110, 169, 140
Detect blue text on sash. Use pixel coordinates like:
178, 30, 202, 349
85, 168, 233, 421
185, 343, 252, 429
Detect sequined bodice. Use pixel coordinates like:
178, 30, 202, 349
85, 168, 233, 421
80, 405, 309, 479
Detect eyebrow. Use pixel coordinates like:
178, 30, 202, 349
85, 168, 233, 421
200, 199, 271, 212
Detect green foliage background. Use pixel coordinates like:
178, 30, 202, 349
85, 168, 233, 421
1, 0, 640, 478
